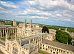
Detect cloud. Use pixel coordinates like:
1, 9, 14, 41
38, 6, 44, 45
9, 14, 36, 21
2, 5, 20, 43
56, 14, 62, 17
63, 13, 72, 17
18, 15, 48, 19
16, 8, 50, 18
0, 7, 14, 14
29, 0, 74, 11
0, 1, 18, 8
0, 0, 74, 23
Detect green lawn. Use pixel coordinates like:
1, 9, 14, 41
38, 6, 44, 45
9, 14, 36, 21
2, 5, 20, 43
38, 50, 49, 54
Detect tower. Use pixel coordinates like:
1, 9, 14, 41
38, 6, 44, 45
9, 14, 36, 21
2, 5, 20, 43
13, 19, 17, 27
24, 19, 26, 33
65, 28, 67, 32
30, 19, 32, 32
30, 19, 32, 28
24, 19, 26, 28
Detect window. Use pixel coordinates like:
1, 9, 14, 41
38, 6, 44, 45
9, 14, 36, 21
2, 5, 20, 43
51, 50, 52, 52
56, 52, 58, 54
43, 47, 44, 49
53, 52, 55, 54
57, 49, 58, 51
48, 46, 49, 48
40, 47, 42, 49
46, 48, 47, 51
22, 51, 25, 54
43, 45, 44, 47
67, 52, 69, 54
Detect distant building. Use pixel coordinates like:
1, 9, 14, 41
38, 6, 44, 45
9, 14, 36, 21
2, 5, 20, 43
13, 19, 17, 27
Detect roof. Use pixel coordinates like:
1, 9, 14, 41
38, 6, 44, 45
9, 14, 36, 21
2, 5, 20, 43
42, 39, 74, 52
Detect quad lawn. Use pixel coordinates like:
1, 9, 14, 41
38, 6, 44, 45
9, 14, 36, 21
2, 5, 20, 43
38, 50, 50, 54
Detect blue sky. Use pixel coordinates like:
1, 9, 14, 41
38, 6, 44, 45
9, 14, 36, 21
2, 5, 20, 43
0, 0, 74, 27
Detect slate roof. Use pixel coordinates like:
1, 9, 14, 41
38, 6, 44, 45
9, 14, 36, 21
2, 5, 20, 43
42, 39, 74, 52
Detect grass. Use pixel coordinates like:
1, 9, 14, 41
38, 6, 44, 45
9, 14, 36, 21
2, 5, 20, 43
38, 50, 49, 54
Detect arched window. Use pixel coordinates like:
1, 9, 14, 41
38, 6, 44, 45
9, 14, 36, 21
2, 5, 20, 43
22, 51, 25, 54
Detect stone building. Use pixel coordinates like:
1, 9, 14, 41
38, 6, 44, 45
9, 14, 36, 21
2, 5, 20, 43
13, 19, 17, 27
45, 29, 56, 41
0, 25, 17, 40
0, 19, 74, 54
40, 39, 74, 54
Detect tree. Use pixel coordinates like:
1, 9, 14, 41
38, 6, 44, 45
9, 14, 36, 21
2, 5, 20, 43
56, 30, 72, 44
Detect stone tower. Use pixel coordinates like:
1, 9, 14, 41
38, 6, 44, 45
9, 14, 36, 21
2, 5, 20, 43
65, 28, 67, 32
24, 19, 26, 33
59, 28, 61, 30
30, 19, 32, 28
30, 19, 32, 32
24, 19, 26, 28
13, 19, 17, 27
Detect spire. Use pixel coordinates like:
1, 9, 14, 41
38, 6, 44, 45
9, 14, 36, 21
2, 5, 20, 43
13, 19, 17, 26
24, 19, 26, 28
59, 28, 61, 30
65, 28, 67, 32
30, 19, 32, 28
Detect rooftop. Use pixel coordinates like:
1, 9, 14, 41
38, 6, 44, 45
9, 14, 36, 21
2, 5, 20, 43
42, 39, 74, 52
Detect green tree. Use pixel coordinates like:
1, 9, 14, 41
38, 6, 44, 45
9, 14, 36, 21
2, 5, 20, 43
56, 30, 72, 44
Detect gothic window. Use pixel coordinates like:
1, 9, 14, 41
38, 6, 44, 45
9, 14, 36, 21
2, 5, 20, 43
56, 52, 58, 54
67, 52, 69, 54
22, 51, 25, 54
43, 47, 44, 49
36, 41, 37, 43
48, 46, 49, 48
30, 39, 33, 42
46, 48, 47, 51
43, 45, 44, 47
53, 52, 55, 54
57, 49, 58, 51
40, 47, 42, 49
51, 50, 52, 52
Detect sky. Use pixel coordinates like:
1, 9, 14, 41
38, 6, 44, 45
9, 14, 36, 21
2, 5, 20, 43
0, 0, 74, 27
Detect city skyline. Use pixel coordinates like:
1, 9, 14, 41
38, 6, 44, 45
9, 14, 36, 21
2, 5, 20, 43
0, 0, 74, 27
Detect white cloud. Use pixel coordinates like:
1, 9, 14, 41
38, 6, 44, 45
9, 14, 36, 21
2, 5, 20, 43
17, 8, 50, 17
56, 14, 62, 17
0, 7, 13, 14
63, 13, 72, 17
30, 0, 74, 11
0, 0, 74, 22
0, 1, 18, 8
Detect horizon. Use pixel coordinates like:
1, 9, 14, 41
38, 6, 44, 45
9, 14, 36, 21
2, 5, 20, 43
0, 19, 74, 28
0, 0, 74, 27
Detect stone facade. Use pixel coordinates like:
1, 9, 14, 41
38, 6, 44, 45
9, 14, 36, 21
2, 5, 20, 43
0, 25, 17, 40
45, 29, 56, 41
40, 39, 74, 54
